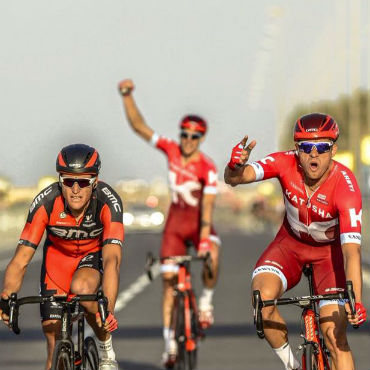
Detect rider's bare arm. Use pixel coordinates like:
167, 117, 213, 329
0, 245, 35, 323
199, 193, 216, 240
102, 244, 122, 313
2, 245, 35, 297
224, 165, 256, 187
342, 242, 362, 303
118, 79, 154, 142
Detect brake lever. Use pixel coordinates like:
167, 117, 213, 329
346, 281, 359, 329
9, 293, 21, 335
145, 252, 155, 281
97, 291, 108, 325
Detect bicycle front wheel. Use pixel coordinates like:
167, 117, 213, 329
173, 293, 186, 370
51, 340, 73, 370
84, 336, 99, 370
304, 343, 320, 370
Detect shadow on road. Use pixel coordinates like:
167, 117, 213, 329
119, 360, 163, 370
2, 322, 368, 341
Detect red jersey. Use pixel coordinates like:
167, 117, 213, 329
249, 151, 362, 246
151, 133, 218, 214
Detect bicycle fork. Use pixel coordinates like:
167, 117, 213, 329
178, 266, 197, 352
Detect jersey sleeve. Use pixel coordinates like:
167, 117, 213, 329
18, 187, 53, 249
203, 160, 218, 195
249, 151, 291, 181
100, 185, 124, 247
150, 133, 179, 157
335, 169, 362, 245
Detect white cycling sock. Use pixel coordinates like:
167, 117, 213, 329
163, 327, 175, 353
96, 335, 116, 361
273, 342, 300, 370
199, 288, 214, 308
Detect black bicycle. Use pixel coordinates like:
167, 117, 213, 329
1, 291, 108, 370
146, 252, 213, 370
253, 265, 357, 370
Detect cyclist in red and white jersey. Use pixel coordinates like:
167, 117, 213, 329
118, 79, 220, 368
225, 113, 366, 370
0, 144, 124, 370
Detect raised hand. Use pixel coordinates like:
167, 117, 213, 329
118, 79, 134, 97
227, 135, 257, 170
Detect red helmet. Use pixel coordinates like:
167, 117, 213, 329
56, 144, 101, 175
294, 113, 339, 141
180, 115, 207, 134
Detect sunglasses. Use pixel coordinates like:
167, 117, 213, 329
298, 141, 333, 154
180, 131, 202, 140
60, 176, 96, 188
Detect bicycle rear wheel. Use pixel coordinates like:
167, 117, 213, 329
187, 301, 198, 370
84, 336, 99, 370
51, 340, 73, 370
304, 343, 320, 370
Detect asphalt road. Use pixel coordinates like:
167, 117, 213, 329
0, 231, 369, 370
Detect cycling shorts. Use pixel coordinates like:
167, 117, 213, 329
40, 250, 103, 321
253, 223, 346, 296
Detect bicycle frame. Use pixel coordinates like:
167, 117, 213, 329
300, 266, 330, 370
175, 261, 199, 352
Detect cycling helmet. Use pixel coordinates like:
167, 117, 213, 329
56, 144, 101, 175
180, 115, 207, 134
294, 113, 339, 141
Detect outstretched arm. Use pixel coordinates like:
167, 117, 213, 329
118, 79, 154, 142
224, 135, 257, 186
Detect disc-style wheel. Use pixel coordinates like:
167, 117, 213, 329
51, 341, 73, 370
304, 343, 319, 370
84, 336, 99, 370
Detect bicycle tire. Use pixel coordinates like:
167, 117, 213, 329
84, 336, 99, 370
174, 293, 186, 370
51, 340, 73, 370
187, 301, 198, 370
304, 343, 320, 370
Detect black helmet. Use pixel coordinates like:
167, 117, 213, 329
56, 144, 101, 175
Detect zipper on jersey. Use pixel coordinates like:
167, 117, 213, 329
304, 185, 320, 227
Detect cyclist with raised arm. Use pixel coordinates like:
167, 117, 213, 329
0, 144, 124, 370
118, 79, 221, 368
224, 113, 367, 370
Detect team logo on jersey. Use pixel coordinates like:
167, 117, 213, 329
340, 171, 355, 192
30, 186, 53, 212
59, 212, 67, 219
102, 187, 122, 213
81, 254, 94, 262
49, 226, 103, 239
316, 194, 328, 205
208, 170, 218, 185
82, 214, 96, 227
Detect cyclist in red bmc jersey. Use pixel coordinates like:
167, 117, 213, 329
224, 113, 367, 370
118, 79, 220, 368
0, 144, 124, 370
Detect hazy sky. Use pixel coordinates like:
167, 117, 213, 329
1, 1, 369, 186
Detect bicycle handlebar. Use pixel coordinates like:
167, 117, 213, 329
145, 252, 213, 281
0, 291, 108, 335
253, 280, 358, 339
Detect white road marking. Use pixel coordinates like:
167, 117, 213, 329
84, 260, 161, 337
